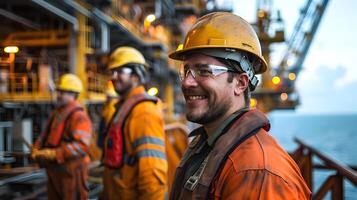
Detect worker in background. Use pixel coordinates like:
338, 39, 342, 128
101, 46, 167, 199
97, 81, 119, 151
168, 12, 311, 199
31, 73, 92, 200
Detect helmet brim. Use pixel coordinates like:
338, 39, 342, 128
169, 46, 268, 74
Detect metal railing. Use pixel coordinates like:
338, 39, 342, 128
0, 72, 108, 101
292, 137, 357, 200
87, 72, 107, 93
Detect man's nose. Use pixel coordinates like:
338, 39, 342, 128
181, 70, 198, 87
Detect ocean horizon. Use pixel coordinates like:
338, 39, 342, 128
268, 111, 357, 200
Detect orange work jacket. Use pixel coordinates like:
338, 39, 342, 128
170, 109, 311, 200
102, 86, 167, 200
34, 101, 92, 164
34, 101, 92, 200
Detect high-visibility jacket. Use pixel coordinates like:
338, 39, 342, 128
34, 101, 92, 200
97, 98, 119, 149
170, 109, 311, 200
102, 86, 167, 200
34, 101, 92, 163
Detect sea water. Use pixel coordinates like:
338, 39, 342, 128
268, 112, 357, 200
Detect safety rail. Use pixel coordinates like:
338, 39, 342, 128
292, 137, 357, 200
8, 73, 38, 94
87, 72, 108, 93
0, 72, 108, 101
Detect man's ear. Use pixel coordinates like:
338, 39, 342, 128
234, 73, 249, 96
130, 73, 140, 84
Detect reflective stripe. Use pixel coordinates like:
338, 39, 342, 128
137, 149, 166, 160
72, 130, 91, 145
133, 137, 165, 148
67, 144, 78, 156
80, 137, 91, 146
73, 142, 86, 156
72, 130, 90, 137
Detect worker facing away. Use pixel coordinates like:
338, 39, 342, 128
169, 12, 311, 200
101, 46, 167, 200
31, 73, 93, 200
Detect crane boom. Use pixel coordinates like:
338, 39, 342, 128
278, 0, 329, 76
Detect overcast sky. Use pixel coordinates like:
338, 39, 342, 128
234, 0, 357, 114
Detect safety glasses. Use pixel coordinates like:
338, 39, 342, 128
179, 64, 237, 81
110, 67, 133, 77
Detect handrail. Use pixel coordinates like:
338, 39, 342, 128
1, 72, 108, 101
294, 137, 357, 185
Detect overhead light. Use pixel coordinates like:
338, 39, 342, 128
4, 46, 19, 53
288, 73, 296, 81
250, 98, 257, 108
272, 76, 281, 85
258, 10, 268, 18
280, 93, 288, 101
145, 14, 156, 23
148, 87, 159, 96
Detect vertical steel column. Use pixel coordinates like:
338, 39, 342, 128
165, 84, 174, 121
76, 12, 87, 100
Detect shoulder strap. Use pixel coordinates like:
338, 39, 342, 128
111, 93, 158, 130
61, 107, 84, 142
43, 104, 83, 147
193, 110, 270, 198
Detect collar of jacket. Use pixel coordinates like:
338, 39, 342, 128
127, 85, 146, 99
44, 101, 83, 147
188, 107, 250, 146
115, 86, 147, 109
57, 100, 80, 111
194, 109, 270, 198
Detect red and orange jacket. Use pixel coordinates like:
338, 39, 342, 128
102, 86, 167, 200
34, 101, 92, 164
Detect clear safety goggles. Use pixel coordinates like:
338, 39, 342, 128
110, 67, 133, 77
179, 64, 237, 81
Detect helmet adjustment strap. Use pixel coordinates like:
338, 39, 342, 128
200, 49, 259, 91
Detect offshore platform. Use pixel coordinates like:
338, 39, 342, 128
2, 0, 356, 199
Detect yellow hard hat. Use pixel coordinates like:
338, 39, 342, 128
169, 12, 268, 74
108, 46, 147, 70
105, 81, 118, 97
57, 73, 83, 93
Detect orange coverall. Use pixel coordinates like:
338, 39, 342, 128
211, 129, 311, 199
102, 86, 167, 200
34, 101, 92, 200
170, 109, 311, 200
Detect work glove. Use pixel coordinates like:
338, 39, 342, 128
32, 148, 57, 161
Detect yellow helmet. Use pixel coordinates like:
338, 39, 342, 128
105, 81, 118, 97
169, 12, 267, 74
108, 46, 147, 70
57, 73, 83, 93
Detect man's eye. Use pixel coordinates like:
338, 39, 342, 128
197, 69, 212, 76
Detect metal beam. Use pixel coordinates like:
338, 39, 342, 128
0, 8, 41, 30
30, 0, 79, 32
63, 0, 92, 17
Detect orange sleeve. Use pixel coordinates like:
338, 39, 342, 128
215, 161, 310, 200
55, 111, 92, 164
127, 103, 168, 200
